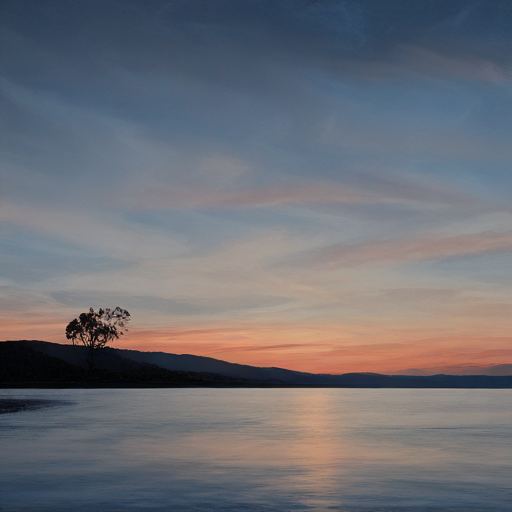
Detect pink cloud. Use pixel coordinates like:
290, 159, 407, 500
126, 183, 373, 210
123, 176, 464, 211
301, 231, 512, 268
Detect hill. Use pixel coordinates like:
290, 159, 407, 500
1, 340, 511, 388
0, 341, 249, 387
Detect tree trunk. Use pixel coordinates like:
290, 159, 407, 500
87, 347, 95, 372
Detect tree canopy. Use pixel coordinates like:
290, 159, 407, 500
65, 307, 130, 370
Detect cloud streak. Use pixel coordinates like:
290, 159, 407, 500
296, 231, 512, 269
124, 183, 434, 210
2, 1, 512, 372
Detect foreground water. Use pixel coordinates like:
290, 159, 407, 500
0, 388, 511, 511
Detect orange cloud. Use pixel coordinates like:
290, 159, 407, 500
83, 326, 512, 374
3, 317, 511, 375
0, 316, 68, 342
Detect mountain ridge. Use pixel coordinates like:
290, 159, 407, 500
2, 340, 511, 388
393, 363, 512, 377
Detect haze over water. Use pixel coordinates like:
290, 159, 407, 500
1, 388, 511, 511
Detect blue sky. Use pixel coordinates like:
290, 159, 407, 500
1, 0, 512, 372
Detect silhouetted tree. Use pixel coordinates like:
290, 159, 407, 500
65, 307, 130, 371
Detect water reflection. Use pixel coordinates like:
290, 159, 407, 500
0, 388, 511, 511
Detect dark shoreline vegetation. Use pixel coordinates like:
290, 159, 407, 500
1, 340, 512, 389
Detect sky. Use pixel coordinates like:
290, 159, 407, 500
1, 0, 512, 374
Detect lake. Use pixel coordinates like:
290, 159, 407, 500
0, 388, 511, 511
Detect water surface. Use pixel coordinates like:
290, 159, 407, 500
1, 388, 510, 511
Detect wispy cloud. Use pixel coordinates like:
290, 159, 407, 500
396, 45, 512, 84
122, 174, 469, 211
2, 1, 512, 372
0, 200, 188, 260
294, 231, 512, 269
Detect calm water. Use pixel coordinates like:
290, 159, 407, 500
0, 388, 511, 511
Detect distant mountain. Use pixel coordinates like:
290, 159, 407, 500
393, 364, 512, 377
116, 347, 320, 384
107, 346, 512, 384
2, 340, 511, 388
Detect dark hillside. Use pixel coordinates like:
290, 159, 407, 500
11, 340, 149, 372
2, 341, 511, 388
0, 341, 86, 383
0, 341, 249, 387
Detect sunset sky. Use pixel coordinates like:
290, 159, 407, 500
2, 0, 512, 373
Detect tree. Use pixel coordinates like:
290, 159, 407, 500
65, 307, 130, 371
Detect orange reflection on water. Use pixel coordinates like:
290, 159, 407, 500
120, 389, 355, 508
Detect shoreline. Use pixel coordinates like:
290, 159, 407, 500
0, 398, 71, 414
2, 381, 511, 389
